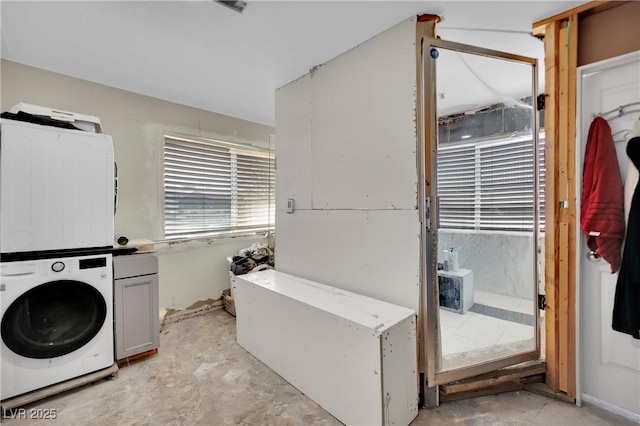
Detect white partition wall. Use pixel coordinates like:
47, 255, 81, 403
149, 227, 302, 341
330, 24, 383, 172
275, 17, 420, 311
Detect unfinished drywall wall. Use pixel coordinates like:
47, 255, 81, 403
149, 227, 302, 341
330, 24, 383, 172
577, 1, 640, 67
275, 18, 420, 311
1, 60, 273, 309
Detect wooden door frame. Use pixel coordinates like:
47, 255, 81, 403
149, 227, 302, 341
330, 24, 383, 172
532, 0, 626, 402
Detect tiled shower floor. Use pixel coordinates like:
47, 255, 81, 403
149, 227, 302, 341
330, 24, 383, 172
439, 290, 536, 370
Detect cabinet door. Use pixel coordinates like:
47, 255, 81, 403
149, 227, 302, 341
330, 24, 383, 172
114, 274, 159, 360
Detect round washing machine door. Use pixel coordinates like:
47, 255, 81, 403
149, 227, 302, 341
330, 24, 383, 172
1, 280, 107, 359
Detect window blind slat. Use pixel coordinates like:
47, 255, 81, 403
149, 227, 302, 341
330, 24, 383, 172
163, 135, 275, 239
437, 136, 545, 232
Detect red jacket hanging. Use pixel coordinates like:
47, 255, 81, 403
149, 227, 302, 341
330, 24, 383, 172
580, 116, 625, 273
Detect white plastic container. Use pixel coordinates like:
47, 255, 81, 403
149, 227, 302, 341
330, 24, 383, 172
444, 249, 460, 271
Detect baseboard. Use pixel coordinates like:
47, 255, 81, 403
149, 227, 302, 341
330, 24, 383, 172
581, 394, 640, 423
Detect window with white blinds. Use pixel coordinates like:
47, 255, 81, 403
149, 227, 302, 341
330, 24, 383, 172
163, 135, 275, 239
437, 135, 545, 232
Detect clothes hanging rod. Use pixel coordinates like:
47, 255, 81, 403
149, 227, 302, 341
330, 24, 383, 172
595, 101, 640, 119
612, 129, 630, 137
612, 129, 631, 143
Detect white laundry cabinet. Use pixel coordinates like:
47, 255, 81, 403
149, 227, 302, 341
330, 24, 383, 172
234, 269, 418, 426
113, 253, 159, 360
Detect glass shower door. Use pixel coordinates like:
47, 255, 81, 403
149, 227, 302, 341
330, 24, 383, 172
422, 39, 542, 384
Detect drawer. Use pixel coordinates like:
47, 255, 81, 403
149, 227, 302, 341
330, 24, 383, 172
113, 253, 158, 279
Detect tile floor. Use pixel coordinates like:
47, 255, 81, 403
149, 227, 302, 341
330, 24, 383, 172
439, 290, 536, 370
474, 290, 535, 315
1, 308, 635, 426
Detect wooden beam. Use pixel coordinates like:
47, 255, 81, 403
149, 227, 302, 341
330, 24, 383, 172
557, 20, 570, 392
539, 15, 577, 399
565, 13, 579, 401
543, 19, 561, 394
440, 362, 546, 395
439, 382, 524, 403
552, 14, 578, 400
558, 222, 570, 390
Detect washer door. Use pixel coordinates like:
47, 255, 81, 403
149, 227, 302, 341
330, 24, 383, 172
1, 280, 107, 359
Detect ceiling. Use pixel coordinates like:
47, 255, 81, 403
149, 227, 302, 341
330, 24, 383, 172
1, 1, 589, 126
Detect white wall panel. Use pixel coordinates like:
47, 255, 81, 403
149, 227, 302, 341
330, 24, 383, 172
275, 18, 421, 314
382, 316, 420, 425
309, 17, 418, 210
275, 76, 313, 210
276, 209, 420, 311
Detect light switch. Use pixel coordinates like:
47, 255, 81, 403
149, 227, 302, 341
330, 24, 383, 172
286, 198, 294, 213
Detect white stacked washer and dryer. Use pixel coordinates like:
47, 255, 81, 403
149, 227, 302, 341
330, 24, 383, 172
0, 106, 116, 401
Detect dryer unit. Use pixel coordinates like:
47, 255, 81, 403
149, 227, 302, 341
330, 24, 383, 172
0, 119, 114, 255
0, 254, 114, 400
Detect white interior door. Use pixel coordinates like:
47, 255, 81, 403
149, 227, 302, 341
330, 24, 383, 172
577, 51, 640, 419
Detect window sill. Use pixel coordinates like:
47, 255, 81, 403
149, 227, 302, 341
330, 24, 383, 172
154, 232, 271, 254
439, 228, 545, 237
